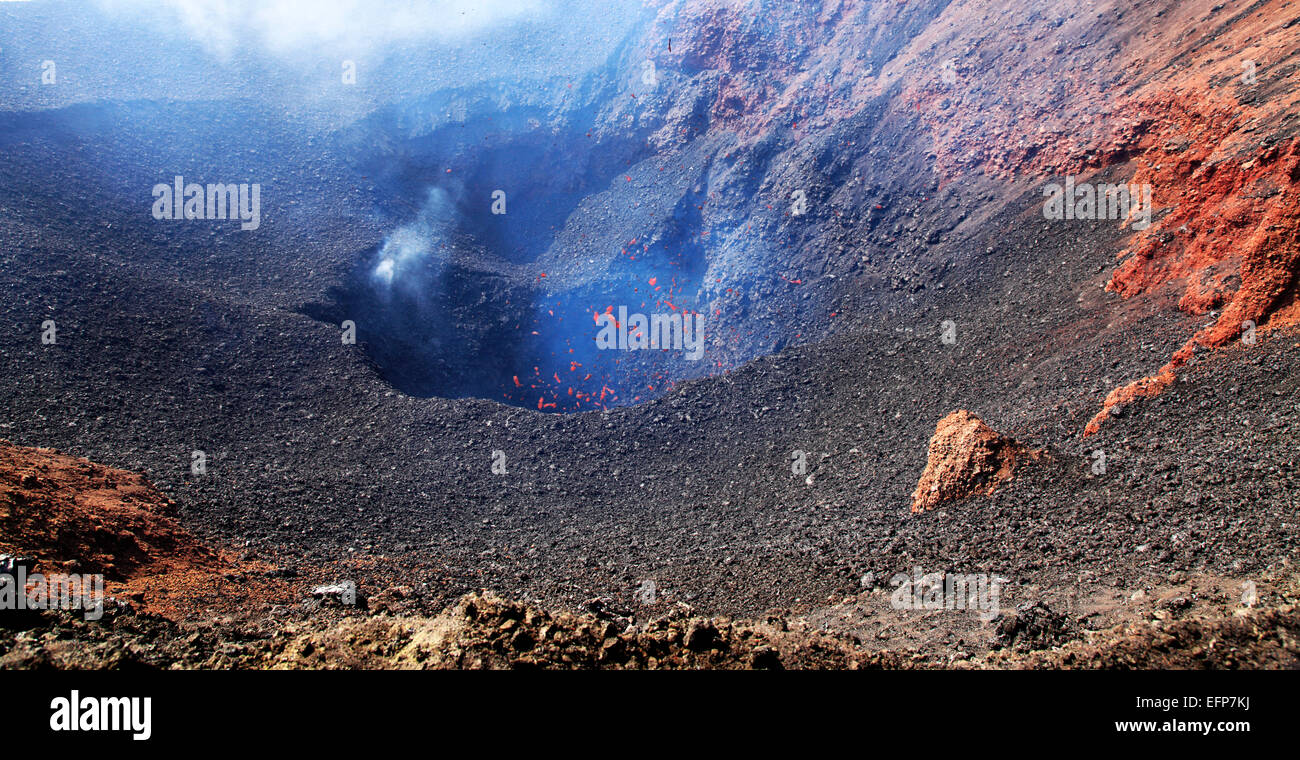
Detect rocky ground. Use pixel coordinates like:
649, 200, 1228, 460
4, 566, 1298, 669
2, 0, 1299, 668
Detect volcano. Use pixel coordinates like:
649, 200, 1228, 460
2, 0, 1300, 678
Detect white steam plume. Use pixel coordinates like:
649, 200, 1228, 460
371, 186, 457, 291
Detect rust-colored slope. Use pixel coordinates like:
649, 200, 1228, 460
0, 439, 217, 580
1087, 138, 1300, 434
653, 0, 1300, 433
0, 439, 304, 620
882, 0, 1300, 433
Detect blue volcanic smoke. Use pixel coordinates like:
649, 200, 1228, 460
503, 227, 715, 412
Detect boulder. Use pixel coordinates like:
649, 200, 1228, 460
911, 410, 1037, 512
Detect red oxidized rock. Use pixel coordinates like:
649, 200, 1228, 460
911, 411, 1038, 513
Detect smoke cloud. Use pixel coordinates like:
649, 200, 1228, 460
94, 0, 550, 60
